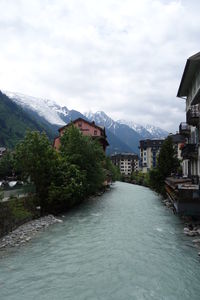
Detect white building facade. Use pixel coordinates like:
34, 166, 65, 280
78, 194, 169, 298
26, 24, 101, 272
111, 153, 139, 176
177, 52, 200, 183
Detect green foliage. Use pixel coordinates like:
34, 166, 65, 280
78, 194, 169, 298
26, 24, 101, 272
0, 90, 54, 148
48, 160, 87, 209
148, 168, 165, 194
104, 157, 121, 181
156, 137, 180, 178
131, 171, 150, 186
149, 137, 180, 195
60, 125, 106, 195
8, 200, 32, 221
15, 131, 58, 211
0, 150, 15, 179
13, 126, 108, 213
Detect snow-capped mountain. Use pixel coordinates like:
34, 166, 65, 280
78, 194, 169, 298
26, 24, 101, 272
4, 91, 66, 126
145, 124, 168, 139
86, 112, 168, 140
85, 111, 144, 154
85, 111, 122, 135
118, 120, 153, 139
3, 91, 87, 128
118, 120, 168, 139
3, 91, 169, 154
85, 111, 114, 128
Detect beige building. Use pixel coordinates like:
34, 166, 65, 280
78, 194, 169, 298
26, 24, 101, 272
139, 139, 164, 173
110, 153, 139, 176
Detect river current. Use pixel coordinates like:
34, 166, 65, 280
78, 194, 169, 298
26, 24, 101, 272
0, 182, 200, 300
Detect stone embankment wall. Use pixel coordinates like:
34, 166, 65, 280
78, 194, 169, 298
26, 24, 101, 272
0, 197, 39, 238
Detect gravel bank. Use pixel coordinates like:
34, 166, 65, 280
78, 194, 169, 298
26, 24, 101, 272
0, 215, 63, 250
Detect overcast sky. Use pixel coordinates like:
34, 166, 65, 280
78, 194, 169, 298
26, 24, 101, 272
1, 0, 200, 131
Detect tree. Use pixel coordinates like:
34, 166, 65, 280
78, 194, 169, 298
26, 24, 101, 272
0, 150, 15, 179
157, 137, 180, 178
131, 171, 150, 186
15, 131, 58, 211
48, 159, 87, 211
104, 157, 121, 181
149, 137, 180, 194
60, 125, 106, 195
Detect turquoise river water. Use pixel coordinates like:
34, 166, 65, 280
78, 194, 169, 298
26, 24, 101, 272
0, 182, 200, 300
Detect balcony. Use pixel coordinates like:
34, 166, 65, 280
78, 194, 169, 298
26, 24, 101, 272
179, 122, 190, 136
186, 105, 200, 126
181, 144, 198, 160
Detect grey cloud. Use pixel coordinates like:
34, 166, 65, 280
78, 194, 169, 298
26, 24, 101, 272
0, 0, 199, 131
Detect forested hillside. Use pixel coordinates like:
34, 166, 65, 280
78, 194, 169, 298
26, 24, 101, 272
0, 91, 54, 148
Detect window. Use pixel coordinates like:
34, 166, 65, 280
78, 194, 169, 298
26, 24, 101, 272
78, 122, 82, 128
94, 130, 97, 135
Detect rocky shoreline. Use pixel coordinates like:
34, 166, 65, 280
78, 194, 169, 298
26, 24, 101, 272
162, 198, 200, 255
0, 215, 63, 250
183, 222, 200, 255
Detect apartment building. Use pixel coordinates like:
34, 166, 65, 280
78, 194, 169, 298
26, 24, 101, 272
164, 52, 200, 215
139, 139, 164, 173
110, 153, 139, 176
177, 52, 200, 182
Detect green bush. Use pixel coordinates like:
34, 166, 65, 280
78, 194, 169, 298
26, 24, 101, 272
8, 200, 32, 221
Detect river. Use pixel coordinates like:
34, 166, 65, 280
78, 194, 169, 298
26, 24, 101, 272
0, 182, 200, 300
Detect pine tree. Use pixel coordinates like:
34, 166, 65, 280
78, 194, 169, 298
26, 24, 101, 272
149, 137, 180, 194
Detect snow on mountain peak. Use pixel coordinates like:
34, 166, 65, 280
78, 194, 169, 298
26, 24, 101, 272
4, 91, 66, 126
117, 119, 168, 139
84, 111, 115, 129
4, 90, 168, 141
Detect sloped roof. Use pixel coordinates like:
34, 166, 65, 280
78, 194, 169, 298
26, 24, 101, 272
177, 52, 200, 98
58, 117, 106, 133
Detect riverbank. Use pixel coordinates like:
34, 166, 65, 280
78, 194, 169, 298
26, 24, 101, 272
0, 215, 63, 250
1, 182, 200, 300
182, 218, 200, 255
162, 197, 200, 255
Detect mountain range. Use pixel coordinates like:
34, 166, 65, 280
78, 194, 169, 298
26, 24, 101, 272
1, 91, 168, 154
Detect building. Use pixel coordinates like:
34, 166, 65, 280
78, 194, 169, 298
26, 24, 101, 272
110, 153, 139, 176
53, 118, 109, 152
165, 52, 200, 216
139, 139, 164, 173
177, 52, 200, 182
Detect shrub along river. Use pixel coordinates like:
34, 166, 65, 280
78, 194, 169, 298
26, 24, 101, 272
0, 181, 200, 300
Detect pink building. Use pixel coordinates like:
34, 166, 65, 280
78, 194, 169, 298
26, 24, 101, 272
53, 118, 109, 152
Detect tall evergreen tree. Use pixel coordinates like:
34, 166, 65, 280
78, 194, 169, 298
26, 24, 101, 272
157, 137, 180, 178
149, 137, 180, 194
